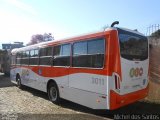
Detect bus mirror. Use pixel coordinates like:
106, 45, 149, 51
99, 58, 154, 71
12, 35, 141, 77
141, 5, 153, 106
111, 21, 119, 27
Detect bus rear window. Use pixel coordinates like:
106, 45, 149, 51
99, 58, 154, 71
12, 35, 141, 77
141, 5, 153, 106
118, 28, 148, 61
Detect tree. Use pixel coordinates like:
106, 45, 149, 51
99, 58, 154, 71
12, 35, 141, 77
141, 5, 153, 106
27, 33, 54, 46
43, 33, 54, 41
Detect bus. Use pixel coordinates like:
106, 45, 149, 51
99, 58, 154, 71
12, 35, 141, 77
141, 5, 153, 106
0, 49, 5, 72
10, 26, 149, 110
0, 49, 10, 75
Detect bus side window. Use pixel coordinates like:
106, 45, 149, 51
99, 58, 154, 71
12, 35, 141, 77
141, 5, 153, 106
16, 52, 22, 65
29, 49, 39, 65
21, 51, 29, 65
53, 44, 71, 66
34, 49, 39, 57
73, 41, 87, 67
73, 38, 105, 68
11, 55, 16, 65
30, 50, 34, 57
39, 47, 52, 66
87, 39, 104, 68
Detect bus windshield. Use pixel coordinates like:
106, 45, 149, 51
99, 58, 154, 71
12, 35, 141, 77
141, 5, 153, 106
118, 28, 148, 61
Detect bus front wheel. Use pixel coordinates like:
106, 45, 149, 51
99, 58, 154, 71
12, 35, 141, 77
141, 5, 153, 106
48, 82, 60, 104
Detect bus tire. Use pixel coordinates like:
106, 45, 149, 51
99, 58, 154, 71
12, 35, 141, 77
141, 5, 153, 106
47, 82, 60, 104
16, 75, 23, 89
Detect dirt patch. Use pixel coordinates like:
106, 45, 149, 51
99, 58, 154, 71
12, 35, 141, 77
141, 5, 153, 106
0, 75, 109, 120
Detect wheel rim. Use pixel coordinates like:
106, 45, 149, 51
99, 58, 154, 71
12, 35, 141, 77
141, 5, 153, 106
49, 86, 57, 101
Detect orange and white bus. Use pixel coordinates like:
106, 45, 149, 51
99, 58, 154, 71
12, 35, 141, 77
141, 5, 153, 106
10, 26, 149, 110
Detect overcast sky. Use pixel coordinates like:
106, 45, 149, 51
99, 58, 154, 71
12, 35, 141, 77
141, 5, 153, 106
0, 0, 160, 48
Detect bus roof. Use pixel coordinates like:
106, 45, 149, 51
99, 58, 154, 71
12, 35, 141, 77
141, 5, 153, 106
11, 28, 113, 54
11, 27, 145, 54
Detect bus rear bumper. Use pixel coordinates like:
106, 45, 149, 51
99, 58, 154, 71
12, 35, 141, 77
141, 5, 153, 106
109, 85, 149, 110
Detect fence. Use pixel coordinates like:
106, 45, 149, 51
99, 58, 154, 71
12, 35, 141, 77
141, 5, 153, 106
145, 45, 160, 102
145, 24, 160, 102
146, 24, 160, 36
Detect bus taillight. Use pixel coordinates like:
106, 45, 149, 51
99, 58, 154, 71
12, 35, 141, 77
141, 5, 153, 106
115, 75, 120, 90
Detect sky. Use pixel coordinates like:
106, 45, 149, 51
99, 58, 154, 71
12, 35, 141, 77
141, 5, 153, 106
0, 0, 160, 48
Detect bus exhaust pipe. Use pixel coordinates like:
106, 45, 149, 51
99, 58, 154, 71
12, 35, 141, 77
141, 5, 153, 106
111, 21, 119, 27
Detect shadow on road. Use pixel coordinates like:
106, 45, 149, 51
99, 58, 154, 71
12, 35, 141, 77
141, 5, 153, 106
0, 74, 15, 88
21, 85, 160, 119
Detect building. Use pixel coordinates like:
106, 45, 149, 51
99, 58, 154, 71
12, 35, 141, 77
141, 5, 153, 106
0, 49, 7, 73
1, 42, 24, 75
2, 42, 24, 50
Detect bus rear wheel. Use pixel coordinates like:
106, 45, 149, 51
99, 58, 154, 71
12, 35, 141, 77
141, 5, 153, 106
16, 75, 23, 89
48, 82, 60, 104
